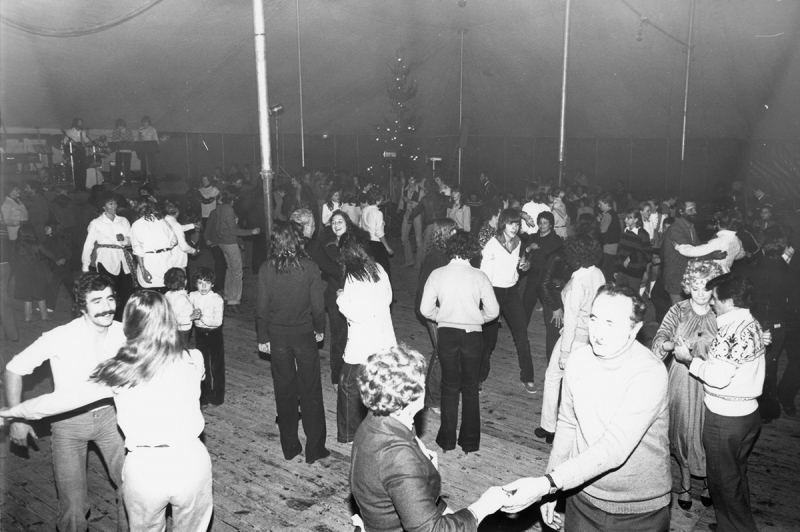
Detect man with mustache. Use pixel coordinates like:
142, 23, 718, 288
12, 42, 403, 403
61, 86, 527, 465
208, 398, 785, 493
4, 272, 127, 532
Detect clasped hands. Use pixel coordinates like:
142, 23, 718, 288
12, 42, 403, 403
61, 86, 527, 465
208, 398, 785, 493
471, 477, 562, 529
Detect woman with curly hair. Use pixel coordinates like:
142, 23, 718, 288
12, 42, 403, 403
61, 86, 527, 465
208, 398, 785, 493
535, 233, 605, 443
130, 198, 178, 291
336, 233, 396, 443
349, 345, 508, 532
414, 218, 458, 412
256, 220, 329, 463
651, 259, 723, 509
1, 290, 213, 531
480, 208, 535, 392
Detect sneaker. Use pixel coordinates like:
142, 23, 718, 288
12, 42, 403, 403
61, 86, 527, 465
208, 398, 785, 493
522, 381, 537, 394
534, 303, 543, 312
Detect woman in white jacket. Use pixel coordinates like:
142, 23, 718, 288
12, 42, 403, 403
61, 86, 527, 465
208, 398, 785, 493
335, 233, 396, 443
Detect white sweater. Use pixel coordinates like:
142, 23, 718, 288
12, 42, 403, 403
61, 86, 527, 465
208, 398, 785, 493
480, 237, 521, 288
689, 308, 765, 416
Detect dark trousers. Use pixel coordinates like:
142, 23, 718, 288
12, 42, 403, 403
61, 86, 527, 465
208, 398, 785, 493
210, 246, 227, 295
270, 332, 327, 462
436, 328, 482, 452
139, 151, 158, 181
72, 150, 87, 191
328, 303, 348, 384
46, 265, 74, 311
252, 234, 267, 274
600, 252, 616, 283
369, 241, 391, 281
778, 325, 800, 408
337, 363, 367, 443
481, 284, 534, 383
114, 152, 132, 182
565, 491, 669, 532
97, 263, 134, 323
703, 407, 761, 532
542, 304, 561, 362
521, 267, 543, 326
196, 327, 225, 405
760, 324, 786, 418
424, 320, 442, 409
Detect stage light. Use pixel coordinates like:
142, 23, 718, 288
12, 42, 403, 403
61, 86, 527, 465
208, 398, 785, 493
268, 103, 284, 116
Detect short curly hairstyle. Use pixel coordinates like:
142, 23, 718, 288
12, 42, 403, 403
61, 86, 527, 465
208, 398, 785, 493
445, 230, 482, 261
73, 272, 116, 314
681, 259, 723, 294
564, 233, 602, 270
358, 345, 427, 416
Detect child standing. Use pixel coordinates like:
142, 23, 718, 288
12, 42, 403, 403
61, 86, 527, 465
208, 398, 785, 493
12, 224, 49, 321
165, 268, 198, 348
188, 267, 225, 406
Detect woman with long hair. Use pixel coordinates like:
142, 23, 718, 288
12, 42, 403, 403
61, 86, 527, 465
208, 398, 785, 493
321, 184, 342, 228
360, 186, 394, 280
447, 185, 471, 232
336, 232, 396, 443
480, 208, 535, 392
323, 210, 365, 386
256, 220, 329, 463
0, 291, 213, 531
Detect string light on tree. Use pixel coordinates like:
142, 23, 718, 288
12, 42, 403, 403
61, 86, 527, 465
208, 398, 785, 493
371, 47, 422, 176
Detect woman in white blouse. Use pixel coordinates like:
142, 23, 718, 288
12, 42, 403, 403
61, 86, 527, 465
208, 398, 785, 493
0, 291, 213, 532
335, 233, 396, 443
479, 208, 535, 392
130, 199, 178, 291
360, 186, 394, 280
447, 185, 471, 232
162, 200, 199, 270
82, 191, 134, 320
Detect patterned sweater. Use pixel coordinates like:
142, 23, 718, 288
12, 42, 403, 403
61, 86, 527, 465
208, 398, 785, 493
689, 308, 765, 417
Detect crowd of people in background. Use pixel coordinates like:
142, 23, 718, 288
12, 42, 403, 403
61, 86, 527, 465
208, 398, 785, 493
1, 161, 799, 532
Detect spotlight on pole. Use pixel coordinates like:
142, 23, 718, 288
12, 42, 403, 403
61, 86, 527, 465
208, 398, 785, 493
383, 150, 397, 160
268, 103, 284, 116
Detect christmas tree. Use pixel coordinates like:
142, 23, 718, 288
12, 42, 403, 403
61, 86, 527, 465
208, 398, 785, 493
372, 48, 421, 174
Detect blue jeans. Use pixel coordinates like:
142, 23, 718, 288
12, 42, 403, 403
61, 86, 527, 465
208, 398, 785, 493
270, 332, 328, 461
436, 328, 482, 452
337, 363, 367, 443
51, 406, 127, 532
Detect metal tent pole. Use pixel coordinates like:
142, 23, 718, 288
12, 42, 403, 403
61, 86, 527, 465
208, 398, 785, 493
296, 0, 306, 167
679, 0, 697, 195
557, 0, 572, 187
458, 28, 465, 185
253, 0, 274, 235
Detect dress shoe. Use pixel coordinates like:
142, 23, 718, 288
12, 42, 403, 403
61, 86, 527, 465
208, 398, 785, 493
677, 490, 692, 511
701, 489, 713, 508
306, 448, 331, 464
522, 381, 537, 394
534, 427, 555, 444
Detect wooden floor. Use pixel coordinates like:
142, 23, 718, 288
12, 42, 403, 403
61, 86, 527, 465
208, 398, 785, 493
2, 241, 799, 532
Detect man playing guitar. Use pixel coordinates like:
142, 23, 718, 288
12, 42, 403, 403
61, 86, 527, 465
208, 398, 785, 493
63, 118, 91, 191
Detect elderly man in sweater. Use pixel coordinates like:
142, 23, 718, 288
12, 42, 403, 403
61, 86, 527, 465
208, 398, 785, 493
503, 285, 671, 531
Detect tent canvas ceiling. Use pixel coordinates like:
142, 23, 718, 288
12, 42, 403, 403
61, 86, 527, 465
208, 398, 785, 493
1, 0, 799, 139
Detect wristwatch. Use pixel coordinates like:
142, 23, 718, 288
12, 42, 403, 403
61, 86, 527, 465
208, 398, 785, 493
544, 473, 559, 495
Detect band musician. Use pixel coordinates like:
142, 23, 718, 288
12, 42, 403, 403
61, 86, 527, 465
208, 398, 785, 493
63, 118, 91, 191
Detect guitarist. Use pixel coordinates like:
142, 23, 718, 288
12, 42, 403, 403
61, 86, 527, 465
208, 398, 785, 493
63, 118, 90, 191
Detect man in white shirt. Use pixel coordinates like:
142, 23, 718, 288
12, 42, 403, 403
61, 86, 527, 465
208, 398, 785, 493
674, 211, 744, 273
137, 115, 159, 183
63, 118, 91, 191
4, 273, 127, 532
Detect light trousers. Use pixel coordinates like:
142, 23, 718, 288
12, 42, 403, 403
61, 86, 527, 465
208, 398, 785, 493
401, 210, 422, 267
123, 438, 213, 532
540, 336, 588, 432
219, 243, 243, 305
